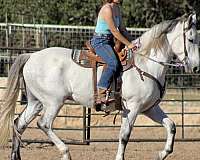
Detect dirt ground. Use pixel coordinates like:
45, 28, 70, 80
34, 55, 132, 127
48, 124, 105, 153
1, 138, 200, 160
0, 116, 200, 160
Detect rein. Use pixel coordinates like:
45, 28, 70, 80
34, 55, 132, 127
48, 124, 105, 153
136, 53, 185, 68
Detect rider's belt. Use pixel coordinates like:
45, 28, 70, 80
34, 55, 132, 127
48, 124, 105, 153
94, 32, 113, 38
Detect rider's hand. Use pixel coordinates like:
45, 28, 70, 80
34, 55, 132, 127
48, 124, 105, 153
127, 43, 138, 53
126, 38, 141, 52
127, 43, 134, 49
132, 38, 141, 52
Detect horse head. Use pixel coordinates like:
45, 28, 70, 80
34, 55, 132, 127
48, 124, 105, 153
168, 12, 199, 73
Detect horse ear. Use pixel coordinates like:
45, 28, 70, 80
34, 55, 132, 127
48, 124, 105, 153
191, 13, 197, 25
187, 12, 196, 29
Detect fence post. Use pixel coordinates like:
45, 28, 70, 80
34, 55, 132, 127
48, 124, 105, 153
181, 88, 185, 139
83, 107, 87, 143
5, 14, 10, 74
42, 27, 48, 48
86, 108, 91, 145
22, 15, 25, 49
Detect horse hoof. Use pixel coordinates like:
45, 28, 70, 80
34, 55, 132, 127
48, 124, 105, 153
155, 150, 169, 160
61, 153, 71, 160
11, 153, 21, 160
155, 152, 162, 160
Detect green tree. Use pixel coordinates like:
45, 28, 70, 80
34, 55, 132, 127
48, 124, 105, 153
122, 0, 199, 28
0, 0, 199, 28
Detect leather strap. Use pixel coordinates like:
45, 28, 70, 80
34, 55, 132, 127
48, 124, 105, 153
91, 59, 98, 103
131, 56, 166, 99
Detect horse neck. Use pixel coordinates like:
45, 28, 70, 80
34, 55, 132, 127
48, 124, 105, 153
134, 42, 170, 85
166, 22, 184, 57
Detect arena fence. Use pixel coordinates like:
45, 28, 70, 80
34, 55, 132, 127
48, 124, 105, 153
1, 53, 200, 145
3, 88, 200, 145
0, 23, 200, 87
0, 24, 200, 145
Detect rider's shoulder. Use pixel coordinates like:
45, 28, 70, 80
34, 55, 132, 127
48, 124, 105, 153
101, 4, 112, 13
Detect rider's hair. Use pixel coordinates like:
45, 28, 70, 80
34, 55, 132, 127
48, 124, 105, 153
102, 0, 123, 5
102, 0, 113, 4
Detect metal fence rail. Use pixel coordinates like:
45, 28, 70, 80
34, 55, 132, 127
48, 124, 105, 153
0, 23, 199, 85
1, 81, 200, 144
0, 23, 148, 49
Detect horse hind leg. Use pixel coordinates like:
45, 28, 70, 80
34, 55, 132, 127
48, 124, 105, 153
143, 105, 176, 160
37, 101, 71, 160
11, 90, 43, 160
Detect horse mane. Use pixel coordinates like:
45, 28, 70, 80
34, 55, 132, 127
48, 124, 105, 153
138, 14, 188, 56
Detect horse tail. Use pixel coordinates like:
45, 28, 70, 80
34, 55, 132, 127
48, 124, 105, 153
0, 54, 30, 145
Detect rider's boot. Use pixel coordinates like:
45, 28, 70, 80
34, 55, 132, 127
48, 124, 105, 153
96, 88, 115, 105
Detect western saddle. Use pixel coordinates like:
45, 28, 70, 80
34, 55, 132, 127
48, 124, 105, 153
71, 39, 133, 112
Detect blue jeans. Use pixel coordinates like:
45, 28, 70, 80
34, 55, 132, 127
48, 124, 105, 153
91, 34, 119, 89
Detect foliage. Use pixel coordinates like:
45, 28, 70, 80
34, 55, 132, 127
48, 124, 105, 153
0, 0, 199, 28
123, 0, 200, 28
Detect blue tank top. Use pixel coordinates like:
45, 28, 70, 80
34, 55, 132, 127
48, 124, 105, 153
95, 16, 120, 34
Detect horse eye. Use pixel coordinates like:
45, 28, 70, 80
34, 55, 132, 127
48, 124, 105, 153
188, 39, 193, 43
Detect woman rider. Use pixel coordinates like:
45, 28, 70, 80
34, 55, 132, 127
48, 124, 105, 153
90, 0, 135, 104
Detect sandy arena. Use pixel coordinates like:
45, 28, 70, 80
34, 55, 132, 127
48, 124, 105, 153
0, 129, 200, 160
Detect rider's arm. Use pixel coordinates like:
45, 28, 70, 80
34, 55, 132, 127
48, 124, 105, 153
118, 9, 134, 42
102, 5, 133, 49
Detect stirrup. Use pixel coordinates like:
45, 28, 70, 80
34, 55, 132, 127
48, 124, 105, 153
96, 97, 115, 105
95, 98, 115, 113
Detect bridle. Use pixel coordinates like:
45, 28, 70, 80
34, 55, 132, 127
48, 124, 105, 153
181, 19, 191, 69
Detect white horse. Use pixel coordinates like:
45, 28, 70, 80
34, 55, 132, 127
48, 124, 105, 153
0, 13, 199, 160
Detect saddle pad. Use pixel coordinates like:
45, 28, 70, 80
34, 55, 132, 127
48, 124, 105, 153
71, 49, 92, 68
71, 49, 133, 70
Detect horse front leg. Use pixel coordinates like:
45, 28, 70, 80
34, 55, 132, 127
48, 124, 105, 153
116, 103, 140, 160
143, 105, 176, 160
